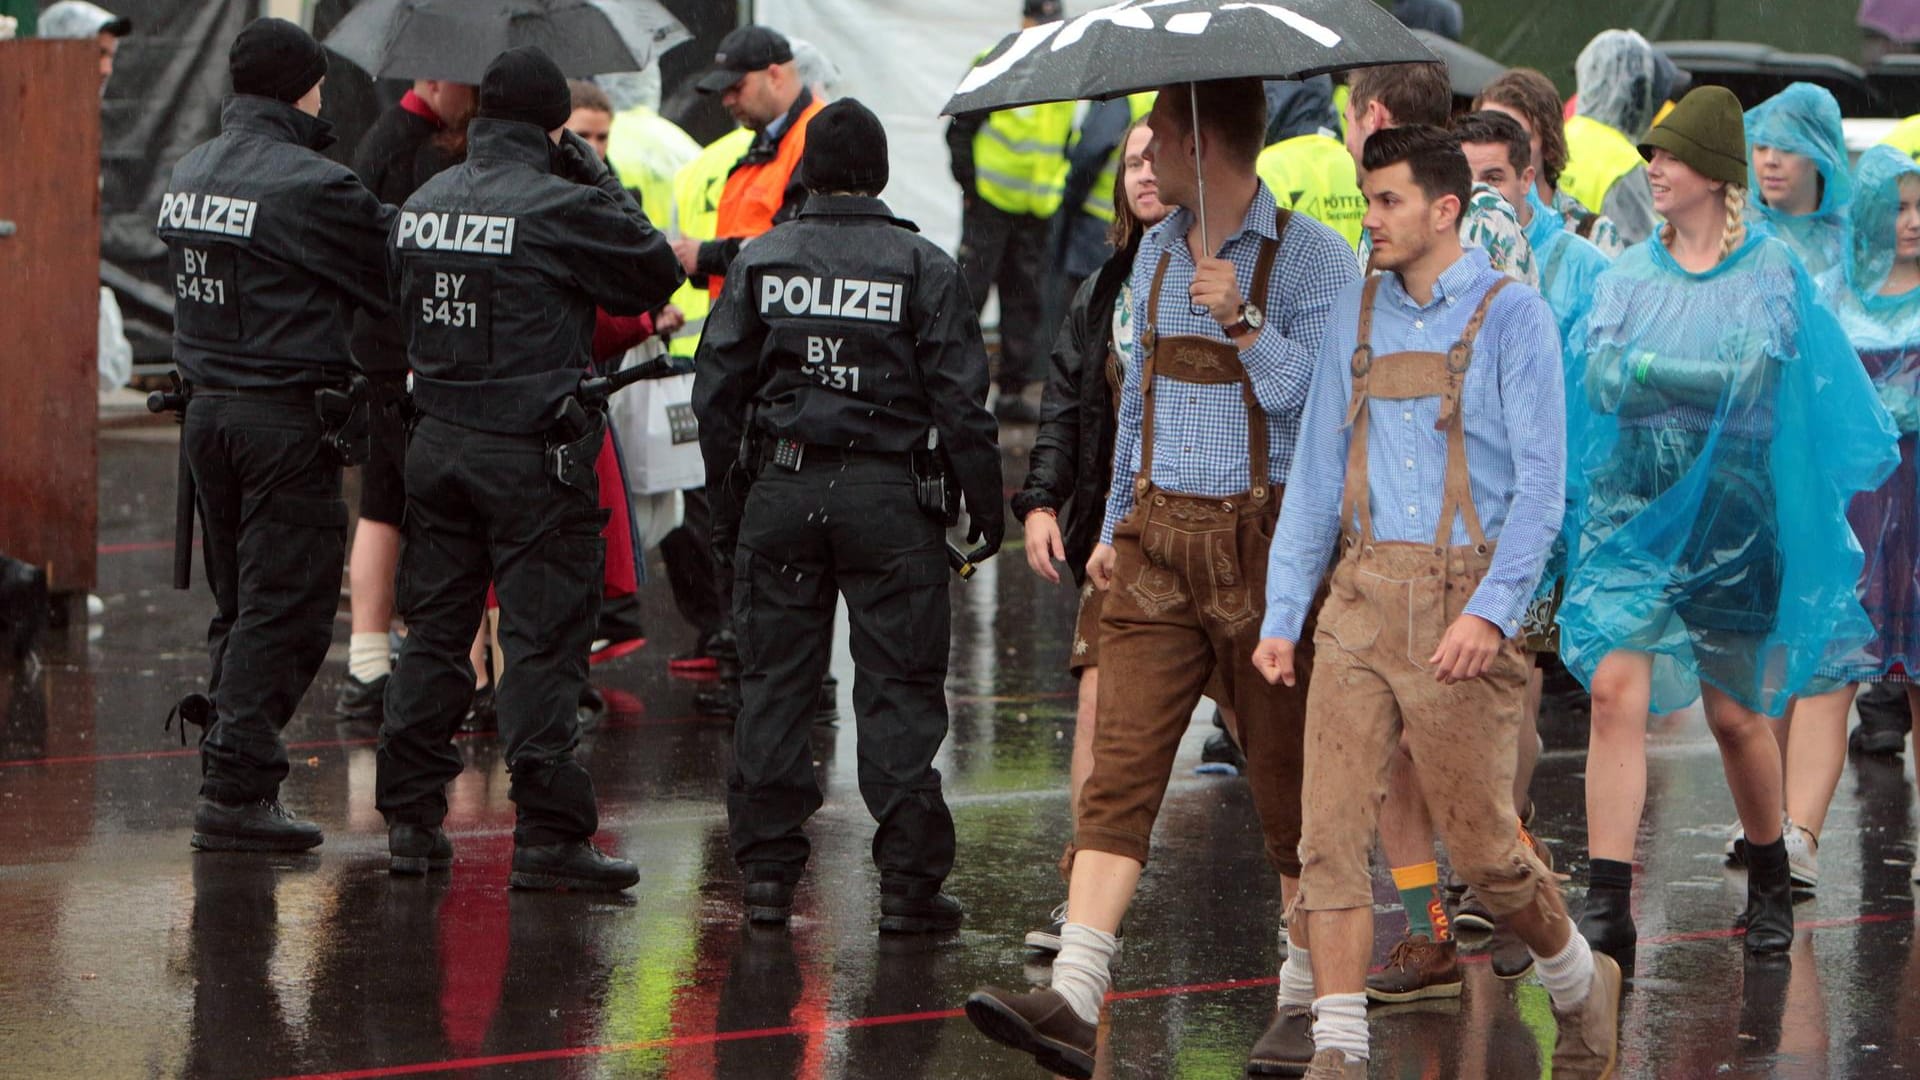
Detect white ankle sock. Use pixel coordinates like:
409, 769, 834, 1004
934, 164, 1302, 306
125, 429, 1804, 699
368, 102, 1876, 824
1052, 922, 1118, 1025
1310, 992, 1369, 1061
1277, 940, 1315, 1008
1534, 931, 1596, 1010
349, 633, 391, 682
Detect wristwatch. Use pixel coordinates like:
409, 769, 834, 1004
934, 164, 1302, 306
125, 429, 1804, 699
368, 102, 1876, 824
1221, 302, 1264, 337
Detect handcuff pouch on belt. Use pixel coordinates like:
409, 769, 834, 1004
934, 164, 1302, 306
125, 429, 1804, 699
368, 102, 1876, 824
910, 429, 959, 526
315, 374, 372, 467
547, 395, 607, 499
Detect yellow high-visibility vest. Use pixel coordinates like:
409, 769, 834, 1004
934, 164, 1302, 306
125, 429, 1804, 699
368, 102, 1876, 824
1560, 114, 1646, 216
1080, 93, 1157, 224
1256, 133, 1365, 249
667, 127, 755, 359
1882, 114, 1920, 161
606, 106, 700, 232
973, 100, 1076, 217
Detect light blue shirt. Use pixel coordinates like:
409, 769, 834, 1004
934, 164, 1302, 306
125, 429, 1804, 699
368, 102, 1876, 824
1263, 248, 1566, 641
1100, 183, 1358, 543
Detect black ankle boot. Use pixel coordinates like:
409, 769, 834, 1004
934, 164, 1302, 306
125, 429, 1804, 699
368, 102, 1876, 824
1741, 837, 1795, 955
1576, 886, 1636, 976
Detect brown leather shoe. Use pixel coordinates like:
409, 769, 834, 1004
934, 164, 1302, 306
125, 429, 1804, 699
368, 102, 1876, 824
964, 985, 1096, 1079
1304, 1048, 1369, 1079
1246, 1004, 1314, 1075
1365, 933, 1461, 1003
1551, 950, 1622, 1079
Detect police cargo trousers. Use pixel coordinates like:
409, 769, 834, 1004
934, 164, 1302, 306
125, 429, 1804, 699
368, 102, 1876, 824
186, 392, 347, 804
1296, 545, 1554, 916
958, 199, 1048, 395
728, 454, 957, 896
378, 416, 606, 846
1076, 487, 1311, 878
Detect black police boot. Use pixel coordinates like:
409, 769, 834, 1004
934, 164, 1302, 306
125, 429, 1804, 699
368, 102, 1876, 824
1851, 682, 1912, 755
1576, 886, 1636, 977
744, 875, 797, 925
508, 840, 639, 892
191, 797, 324, 853
695, 677, 742, 719
388, 823, 453, 875
460, 682, 497, 733
815, 673, 841, 726
880, 889, 965, 934
335, 673, 388, 724
1740, 837, 1795, 956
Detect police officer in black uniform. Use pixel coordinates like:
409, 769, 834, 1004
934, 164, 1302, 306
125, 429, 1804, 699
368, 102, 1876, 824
378, 46, 682, 890
155, 18, 393, 852
695, 99, 1003, 930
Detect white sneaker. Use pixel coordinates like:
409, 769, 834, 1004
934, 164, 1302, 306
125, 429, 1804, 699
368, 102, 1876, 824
1785, 821, 1819, 888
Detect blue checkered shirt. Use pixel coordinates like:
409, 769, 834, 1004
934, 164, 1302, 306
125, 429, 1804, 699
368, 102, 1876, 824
1263, 248, 1566, 641
1100, 183, 1357, 542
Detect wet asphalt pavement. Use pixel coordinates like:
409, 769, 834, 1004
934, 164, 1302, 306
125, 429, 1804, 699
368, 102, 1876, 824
4, 426, 1920, 1079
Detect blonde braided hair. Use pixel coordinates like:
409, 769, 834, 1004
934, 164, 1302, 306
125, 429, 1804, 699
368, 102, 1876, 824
1659, 183, 1748, 266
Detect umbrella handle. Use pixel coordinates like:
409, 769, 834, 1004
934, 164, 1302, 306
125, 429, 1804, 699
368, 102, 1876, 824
1190, 81, 1208, 257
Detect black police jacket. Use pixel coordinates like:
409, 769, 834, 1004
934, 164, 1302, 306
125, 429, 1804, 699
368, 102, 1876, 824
348, 98, 464, 376
1011, 240, 1136, 586
155, 95, 395, 390
392, 118, 683, 435
693, 194, 1003, 544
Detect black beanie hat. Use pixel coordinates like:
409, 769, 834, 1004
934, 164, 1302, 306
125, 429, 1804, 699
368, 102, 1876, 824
230, 17, 327, 104
478, 46, 573, 131
801, 99, 890, 194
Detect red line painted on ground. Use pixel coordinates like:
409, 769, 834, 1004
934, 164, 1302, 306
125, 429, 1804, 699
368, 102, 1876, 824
0, 711, 712, 771
258, 907, 1920, 1080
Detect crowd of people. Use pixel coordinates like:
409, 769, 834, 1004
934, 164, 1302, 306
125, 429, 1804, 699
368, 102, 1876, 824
82, 0, 1920, 1077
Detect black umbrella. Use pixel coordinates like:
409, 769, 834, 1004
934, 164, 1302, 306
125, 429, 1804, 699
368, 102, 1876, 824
323, 0, 690, 84
1410, 29, 1504, 101
942, 0, 1436, 248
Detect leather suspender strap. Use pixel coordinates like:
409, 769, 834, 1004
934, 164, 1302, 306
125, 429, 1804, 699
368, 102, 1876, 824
1432, 279, 1511, 549
1135, 248, 1175, 495
1341, 275, 1386, 544
1241, 233, 1283, 503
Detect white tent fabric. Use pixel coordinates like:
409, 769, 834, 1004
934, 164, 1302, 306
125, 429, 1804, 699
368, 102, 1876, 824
753, 0, 1107, 255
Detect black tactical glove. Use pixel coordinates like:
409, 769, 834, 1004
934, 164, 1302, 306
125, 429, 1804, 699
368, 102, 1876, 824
553, 129, 611, 187
965, 503, 1005, 562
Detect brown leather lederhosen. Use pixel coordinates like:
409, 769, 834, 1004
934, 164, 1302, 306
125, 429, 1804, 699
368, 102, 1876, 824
1295, 274, 1555, 916
1073, 216, 1313, 878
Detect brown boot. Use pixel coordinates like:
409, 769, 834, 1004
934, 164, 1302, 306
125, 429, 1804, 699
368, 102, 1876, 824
1364, 933, 1461, 1003
1304, 1048, 1369, 1079
1551, 951, 1622, 1079
964, 985, 1096, 1079
1246, 1004, 1314, 1075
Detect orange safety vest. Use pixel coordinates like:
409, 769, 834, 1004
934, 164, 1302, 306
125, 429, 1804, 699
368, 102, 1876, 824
710, 97, 826, 299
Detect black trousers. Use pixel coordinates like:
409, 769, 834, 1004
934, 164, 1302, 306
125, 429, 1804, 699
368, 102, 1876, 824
729, 454, 956, 894
958, 199, 1049, 395
185, 393, 346, 804
660, 486, 725, 641
378, 415, 606, 846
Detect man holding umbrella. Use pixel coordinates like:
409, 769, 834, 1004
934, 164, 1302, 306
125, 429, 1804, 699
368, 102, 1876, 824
966, 77, 1358, 1080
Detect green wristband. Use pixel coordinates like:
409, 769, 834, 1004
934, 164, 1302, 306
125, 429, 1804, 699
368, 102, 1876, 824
1632, 353, 1654, 385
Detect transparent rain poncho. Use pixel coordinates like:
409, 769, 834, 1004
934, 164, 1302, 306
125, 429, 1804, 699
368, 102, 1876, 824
1745, 83, 1853, 280
1558, 230, 1898, 716
1816, 145, 1920, 682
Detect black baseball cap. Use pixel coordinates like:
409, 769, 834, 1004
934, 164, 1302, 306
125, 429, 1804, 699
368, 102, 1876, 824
695, 26, 794, 95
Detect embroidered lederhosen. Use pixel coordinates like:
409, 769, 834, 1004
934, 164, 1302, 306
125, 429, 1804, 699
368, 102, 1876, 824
1296, 273, 1554, 917
1075, 216, 1312, 878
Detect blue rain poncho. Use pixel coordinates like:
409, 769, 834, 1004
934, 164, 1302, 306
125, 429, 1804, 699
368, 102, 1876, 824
1524, 189, 1612, 351
1816, 146, 1920, 682
1745, 83, 1852, 281
1558, 231, 1898, 716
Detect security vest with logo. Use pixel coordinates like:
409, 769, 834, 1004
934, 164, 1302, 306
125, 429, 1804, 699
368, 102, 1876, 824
670, 127, 755, 358
1256, 133, 1365, 249
974, 100, 1076, 218
1560, 114, 1645, 217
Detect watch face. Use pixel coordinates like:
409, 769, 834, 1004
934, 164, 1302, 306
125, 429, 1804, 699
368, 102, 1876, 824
1244, 303, 1264, 330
